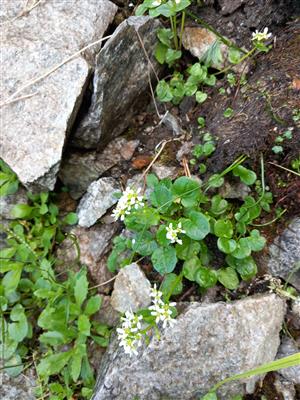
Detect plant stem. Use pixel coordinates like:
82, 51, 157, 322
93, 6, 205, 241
215, 47, 256, 76
179, 11, 185, 49
173, 16, 178, 50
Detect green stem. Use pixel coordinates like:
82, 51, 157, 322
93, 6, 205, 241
214, 47, 256, 76
250, 209, 287, 227
173, 15, 178, 50
179, 11, 185, 49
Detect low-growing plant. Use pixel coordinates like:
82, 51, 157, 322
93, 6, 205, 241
108, 156, 272, 295
272, 127, 293, 154
0, 162, 110, 399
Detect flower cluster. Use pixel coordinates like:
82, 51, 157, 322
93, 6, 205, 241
166, 222, 185, 245
116, 311, 143, 356
117, 285, 177, 356
112, 187, 144, 221
149, 284, 177, 328
251, 27, 272, 42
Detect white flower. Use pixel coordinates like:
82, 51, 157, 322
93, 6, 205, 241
166, 222, 185, 245
149, 285, 177, 329
174, 0, 181, 4
251, 27, 272, 42
112, 187, 144, 221
117, 310, 144, 357
152, 0, 161, 6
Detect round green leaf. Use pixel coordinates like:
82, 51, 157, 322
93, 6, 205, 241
207, 174, 224, 188
183, 257, 202, 281
231, 238, 251, 259
214, 219, 233, 238
172, 176, 201, 207
218, 267, 239, 290
133, 231, 157, 256
175, 236, 200, 260
160, 273, 183, 297
233, 165, 257, 185
217, 237, 237, 254
210, 195, 228, 215
195, 267, 217, 289
182, 211, 210, 241
196, 91, 208, 103
235, 257, 257, 280
249, 229, 266, 251
151, 246, 177, 274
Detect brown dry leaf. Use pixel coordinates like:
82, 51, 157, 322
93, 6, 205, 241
131, 155, 153, 169
292, 77, 300, 90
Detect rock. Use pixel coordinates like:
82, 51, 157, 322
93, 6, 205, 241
267, 218, 300, 290
151, 164, 178, 180
181, 27, 248, 73
274, 374, 296, 400
110, 263, 151, 313
0, 369, 36, 400
93, 294, 285, 400
77, 178, 120, 228
72, 16, 162, 149
96, 295, 121, 327
276, 337, 300, 384
56, 223, 118, 294
0, 188, 28, 219
60, 138, 139, 199
219, 180, 251, 200
218, 0, 245, 15
0, 0, 117, 190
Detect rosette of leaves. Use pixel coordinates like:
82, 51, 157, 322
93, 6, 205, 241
108, 161, 271, 294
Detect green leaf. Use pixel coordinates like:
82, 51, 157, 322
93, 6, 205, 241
146, 173, 159, 188
157, 28, 173, 47
91, 335, 109, 347
37, 351, 73, 378
231, 238, 251, 259
228, 48, 242, 64
272, 145, 283, 154
150, 183, 173, 212
78, 315, 91, 336
210, 195, 228, 215
218, 267, 239, 290
4, 354, 23, 377
207, 174, 224, 188
223, 107, 234, 118
183, 257, 201, 281
64, 212, 78, 225
151, 246, 177, 274
84, 295, 102, 316
201, 392, 218, 400
2, 264, 22, 294
172, 176, 201, 207
217, 237, 237, 254
195, 267, 217, 289
156, 80, 173, 102
175, 236, 200, 260
125, 207, 160, 231
39, 331, 69, 346
182, 211, 210, 241
155, 42, 167, 64
165, 48, 182, 65
8, 304, 28, 342
11, 204, 33, 219
133, 231, 157, 256
74, 271, 89, 307
214, 219, 233, 238
248, 229, 266, 251
226, 255, 257, 281
156, 225, 171, 247
70, 344, 86, 382
0, 180, 19, 197
232, 165, 257, 185
160, 273, 183, 297
196, 91, 208, 103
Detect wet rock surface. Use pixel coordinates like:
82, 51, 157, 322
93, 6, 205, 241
77, 177, 120, 228
111, 263, 152, 313
93, 294, 285, 400
72, 16, 162, 149
0, 0, 117, 191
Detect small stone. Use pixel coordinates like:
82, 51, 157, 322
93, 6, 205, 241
72, 16, 162, 149
0, 369, 36, 400
274, 374, 296, 400
151, 164, 178, 180
218, 0, 245, 15
276, 336, 300, 384
60, 138, 139, 199
77, 178, 120, 228
56, 223, 118, 294
110, 263, 151, 313
0, 188, 28, 219
93, 294, 286, 399
267, 218, 300, 290
219, 180, 251, 200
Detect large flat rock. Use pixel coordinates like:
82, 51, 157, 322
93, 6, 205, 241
72, 16, 161, 149
93, 294, 285, 400
0, 0, 117, 190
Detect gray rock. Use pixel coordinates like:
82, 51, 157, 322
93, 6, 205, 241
267, 218, 300, 290
0, 369, 36, 400
110, 263, 151, 313
72, 16, 161, 149
274, 374, 296, 400
151, 164, 178, 180
60, 138, 139, 199
93, 294, 286, 400
96, 295, 121, 327
0, 188, 28, 219
0, 0, 117, 190
276, 337, 300, 384
218, 0, 245, 15
219, 180, 251, 200
56, 223, 118, 294
77, 178, 120, 228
